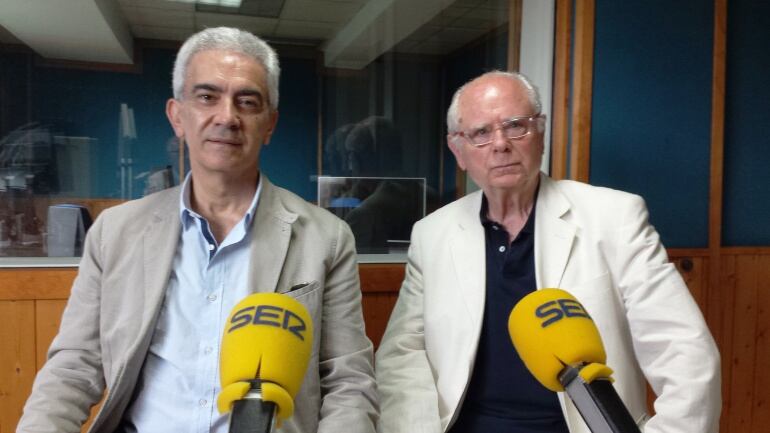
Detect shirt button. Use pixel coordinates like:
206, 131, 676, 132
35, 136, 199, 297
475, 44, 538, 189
208, 244, 215, 251
207, 294, 217, 302
204, 346, 214, 354
199, 399, 207, 407
492, 225, 499, 230
498, 245, 506, 253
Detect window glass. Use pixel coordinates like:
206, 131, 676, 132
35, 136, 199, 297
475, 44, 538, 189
0, 0, 512, 260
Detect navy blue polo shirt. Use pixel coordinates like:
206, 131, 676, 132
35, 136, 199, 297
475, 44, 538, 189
448, 193, 568, 433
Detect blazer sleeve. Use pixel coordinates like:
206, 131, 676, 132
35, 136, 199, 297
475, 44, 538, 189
17, 216, 107, 433
316, 220, 379, 433
375, 222, 443, 433
611, 195, 721, 433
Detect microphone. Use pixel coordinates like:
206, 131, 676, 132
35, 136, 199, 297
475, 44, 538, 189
507, 288, 641, 433
217, 293, 314, 433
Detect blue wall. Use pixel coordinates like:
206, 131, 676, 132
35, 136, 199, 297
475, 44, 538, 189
261, 56, 318, 200
590, 0, 713, 248
1, 46, 318, 200
722, 0, 770, 246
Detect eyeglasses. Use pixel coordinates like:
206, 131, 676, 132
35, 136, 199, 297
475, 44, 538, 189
453, 114, 545, 147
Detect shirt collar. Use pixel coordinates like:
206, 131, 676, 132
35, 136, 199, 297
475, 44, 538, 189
179, 172, 263, 230
479, 185, 539, 235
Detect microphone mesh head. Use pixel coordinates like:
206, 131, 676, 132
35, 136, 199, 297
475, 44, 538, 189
508, 288, 607, 391
219, 293, 314, 415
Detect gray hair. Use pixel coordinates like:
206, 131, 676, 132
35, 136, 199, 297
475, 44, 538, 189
447, 70, 541, 134
172, 27, 280, 110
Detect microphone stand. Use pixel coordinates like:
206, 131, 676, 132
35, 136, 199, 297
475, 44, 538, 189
558, 365, 641, 433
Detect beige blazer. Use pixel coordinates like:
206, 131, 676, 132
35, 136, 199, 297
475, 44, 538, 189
376, 174, 720, 433
18, 176, 378, 433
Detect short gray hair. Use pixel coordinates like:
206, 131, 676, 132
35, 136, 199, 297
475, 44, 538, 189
172, 27, 280, 110
447, 70, 541, 134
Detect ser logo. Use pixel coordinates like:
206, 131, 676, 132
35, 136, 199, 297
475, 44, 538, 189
228, 305, 307, 341
535, 299, 591, 328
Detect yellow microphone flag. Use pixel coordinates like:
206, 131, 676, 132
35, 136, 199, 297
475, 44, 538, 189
508, 288, 607, 391
218, 293, 313, 420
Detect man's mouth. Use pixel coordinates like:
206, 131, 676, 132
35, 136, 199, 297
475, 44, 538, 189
207, 138, 241, 145
492, 162, 520, 170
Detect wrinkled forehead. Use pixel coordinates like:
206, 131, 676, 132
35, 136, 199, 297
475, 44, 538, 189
458, 78, 534, 126
185, 49, 268, 89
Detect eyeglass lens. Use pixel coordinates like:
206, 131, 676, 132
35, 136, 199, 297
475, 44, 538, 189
467, 117, 536, 145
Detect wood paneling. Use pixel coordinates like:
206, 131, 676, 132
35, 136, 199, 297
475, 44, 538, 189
722, 254, 770, 432
359, 264, 404, 294
550, 0, 572, 180
708, 0, 727, 265
671, 255, 709, 310
0, 268, 76, 301
752, 257, 770, 432
569, 0, 595, 182
507, 0, 522, 72
34, 300, 67, 370
359, 264, 403, 347
362, 293, 399, 348
4, 251, 770, 432
719, 253, 738, 431
708, 3, 728, 430
0, 301, 36, 433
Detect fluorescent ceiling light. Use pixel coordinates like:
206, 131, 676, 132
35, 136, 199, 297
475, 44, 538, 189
170, 0, 242, 7
198, 0, 242, 6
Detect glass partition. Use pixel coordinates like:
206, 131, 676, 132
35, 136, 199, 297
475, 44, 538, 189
0, 0, 514, 261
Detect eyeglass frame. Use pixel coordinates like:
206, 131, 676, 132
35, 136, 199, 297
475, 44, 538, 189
451, 114, 546, 148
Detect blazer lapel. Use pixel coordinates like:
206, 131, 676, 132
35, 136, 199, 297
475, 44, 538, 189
534, 175, 576, 289
248, 176, 297, 294
449, 191, 487, 327
141, 192, 182, 336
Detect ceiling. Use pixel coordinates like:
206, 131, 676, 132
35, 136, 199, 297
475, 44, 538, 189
0, 0, 508, 69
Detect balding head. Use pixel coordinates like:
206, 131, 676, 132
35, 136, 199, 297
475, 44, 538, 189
447, 71, 541, 134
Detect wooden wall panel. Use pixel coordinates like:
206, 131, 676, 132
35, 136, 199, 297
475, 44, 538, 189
728, 255, 758, 432
569, 0, 595, 182
0, 301, 36, 433
716, 253, 770, 433
0, 268, 76, 301
551, 0, 572, 180
752, 255, 770, 432
34, 300, 67, 370
359, 264, 404, 348
4, 252, 770, 432
506, 0, 522, 72
671, 255, 709, 312
361, 293, 399, 348
719, 254, 737, 432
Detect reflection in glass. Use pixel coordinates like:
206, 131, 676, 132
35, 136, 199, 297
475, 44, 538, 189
319, 176, 426, 254
0, 0, 512, 259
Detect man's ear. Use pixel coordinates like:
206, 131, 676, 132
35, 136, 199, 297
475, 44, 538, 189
166, 98, 184, 138
447, 135, 467, 170
262, 110, 279, 145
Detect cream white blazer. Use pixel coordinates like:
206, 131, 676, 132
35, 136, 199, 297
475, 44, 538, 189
376, 174, 720, 433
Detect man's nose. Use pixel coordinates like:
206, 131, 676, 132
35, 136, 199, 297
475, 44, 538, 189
490, 126, 511, 151
214, 99, 240, 129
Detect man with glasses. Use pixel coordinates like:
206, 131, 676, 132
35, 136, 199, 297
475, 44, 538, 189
375, 71, 720, 433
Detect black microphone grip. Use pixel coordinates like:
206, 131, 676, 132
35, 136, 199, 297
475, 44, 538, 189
228, 380, 278, 433
559, 366, 642, 433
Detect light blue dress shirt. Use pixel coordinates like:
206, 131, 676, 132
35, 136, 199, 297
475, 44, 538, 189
122, 174, 262, 433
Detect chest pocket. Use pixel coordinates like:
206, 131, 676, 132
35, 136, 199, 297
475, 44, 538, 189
279, 280, 322, 355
